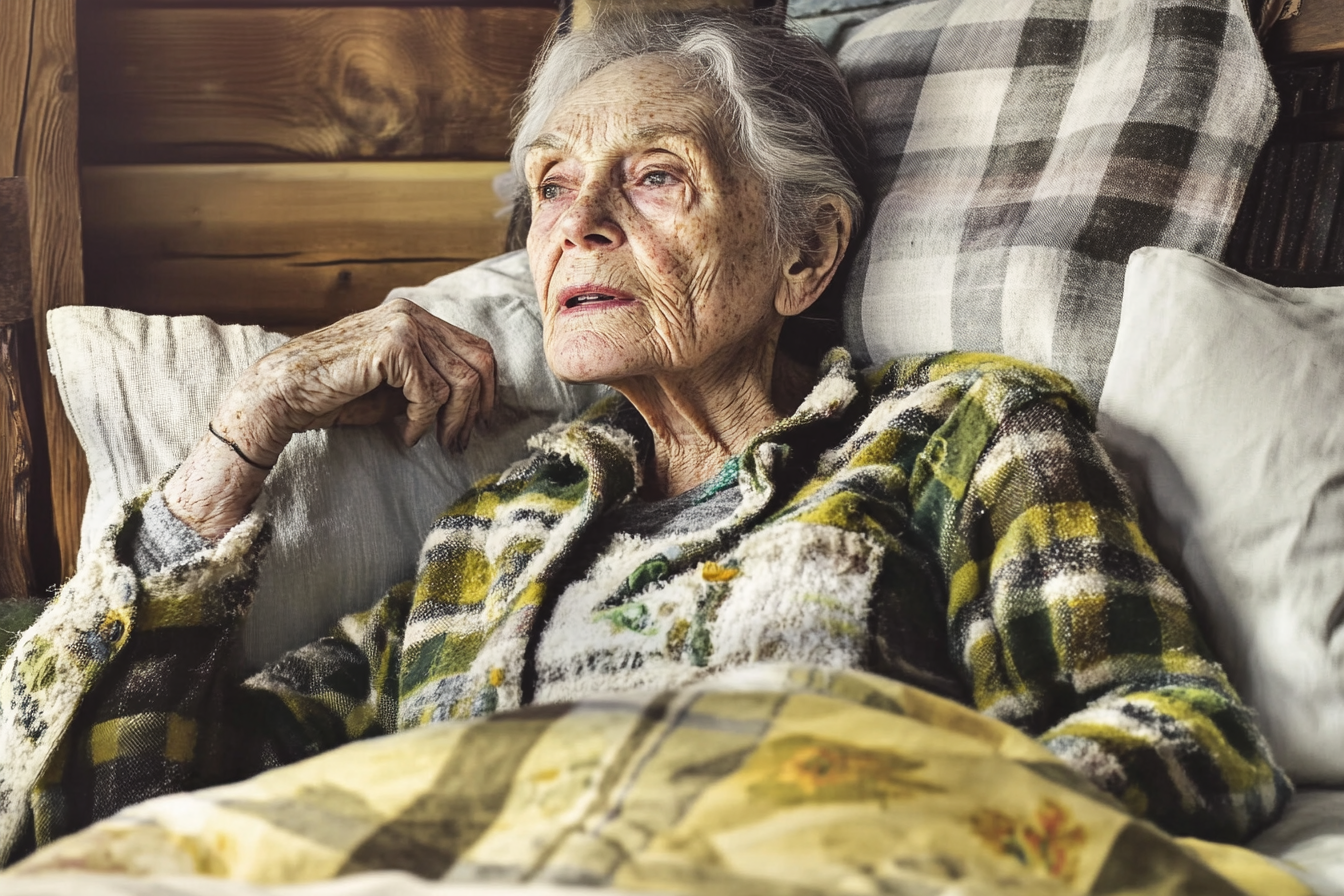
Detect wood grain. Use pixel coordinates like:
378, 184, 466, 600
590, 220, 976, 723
0, 179, 34, 598
17, 0, 87, 581
1266, 0, 1344, 61
0, 0, 33, 176
0, 179, 32, 326
83, 162, 513, 328
78, 6, 556, 164
89, 0, 555, 7
0, 324, 36, 598
86, 257, 484, 329
572, 0, 751, 28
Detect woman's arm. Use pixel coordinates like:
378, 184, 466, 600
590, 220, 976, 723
944, 398, 1291, 842
7, 527, 417, 862
0, 299, 498, 863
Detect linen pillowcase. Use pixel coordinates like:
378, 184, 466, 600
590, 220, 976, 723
834, 0, 1277, 405
49, 250, 604, 672
1097, 246, 1344, 785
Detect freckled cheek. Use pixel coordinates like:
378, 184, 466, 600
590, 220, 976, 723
625, 219, 685, 281
528, 204, 567, 239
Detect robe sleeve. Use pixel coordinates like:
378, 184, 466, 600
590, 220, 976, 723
942, 396, 1291, 842
0, 487, 412, 865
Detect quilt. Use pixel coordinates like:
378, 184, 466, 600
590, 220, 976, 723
3, 665, 1307, 896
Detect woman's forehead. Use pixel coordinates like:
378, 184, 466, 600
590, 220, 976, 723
527, 57, 727, 160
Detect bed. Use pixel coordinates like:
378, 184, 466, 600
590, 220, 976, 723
2, 0, 1344, 893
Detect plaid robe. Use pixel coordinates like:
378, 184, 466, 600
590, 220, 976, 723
0, 349, 1289, 865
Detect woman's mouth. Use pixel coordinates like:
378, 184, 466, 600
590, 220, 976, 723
557, 285, 637, 311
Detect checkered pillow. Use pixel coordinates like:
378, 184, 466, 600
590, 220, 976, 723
834, 0, 1277, 404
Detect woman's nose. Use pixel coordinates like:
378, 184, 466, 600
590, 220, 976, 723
560, 183, 625, 251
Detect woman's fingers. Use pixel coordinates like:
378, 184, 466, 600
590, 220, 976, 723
387, 341, 455, 448
408, 308, 496, 450
224, 299, 499, 455
421, 314, 497, 427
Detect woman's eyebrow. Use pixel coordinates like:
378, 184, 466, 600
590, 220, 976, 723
525, 134, 565, 154
631, 126, 692, 146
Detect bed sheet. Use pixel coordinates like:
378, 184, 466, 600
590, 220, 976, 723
1252, 789, 1344, 895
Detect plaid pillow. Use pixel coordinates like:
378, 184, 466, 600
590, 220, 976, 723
835, 0, 1277, 404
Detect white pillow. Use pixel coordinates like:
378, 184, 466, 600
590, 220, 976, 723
1097, 247, 1344, 785
49, 251, 605, 672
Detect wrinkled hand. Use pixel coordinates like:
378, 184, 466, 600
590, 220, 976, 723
164, 300, 497, 539
216, 298, 497, 464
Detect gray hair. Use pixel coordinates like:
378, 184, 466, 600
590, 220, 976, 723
510, 9, 866, 257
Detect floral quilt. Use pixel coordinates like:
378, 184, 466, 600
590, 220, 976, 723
3, 665, 1306, 896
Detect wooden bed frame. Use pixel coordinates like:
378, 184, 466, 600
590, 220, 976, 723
0, 0, 1339, 601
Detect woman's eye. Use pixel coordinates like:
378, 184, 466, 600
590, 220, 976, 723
537, 183, 563, 201
640, 170, 675, 187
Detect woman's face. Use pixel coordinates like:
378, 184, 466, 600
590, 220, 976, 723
524, 55, 788, 386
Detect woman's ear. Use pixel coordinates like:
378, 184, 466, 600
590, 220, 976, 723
776, 197, 853, 318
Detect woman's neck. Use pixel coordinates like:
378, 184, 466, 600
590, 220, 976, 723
612, 344, 814, 500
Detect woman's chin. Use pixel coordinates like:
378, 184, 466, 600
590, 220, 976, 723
544, 332, 643, 384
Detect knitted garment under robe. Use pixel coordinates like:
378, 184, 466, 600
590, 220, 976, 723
0, 349, 1290, 865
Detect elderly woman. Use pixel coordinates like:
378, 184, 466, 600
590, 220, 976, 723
0, 11, 1287, 864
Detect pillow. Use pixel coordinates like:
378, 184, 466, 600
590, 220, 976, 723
788, 0, 905, 51
1097, 246, 1344, 785
49, 251, 605, 672
833, 0, 1277, 405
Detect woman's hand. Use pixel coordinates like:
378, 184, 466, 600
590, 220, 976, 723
164, 299, 497, 539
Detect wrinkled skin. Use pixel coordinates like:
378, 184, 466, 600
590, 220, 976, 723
165, 301, 497, 537
165, 54, 851, 537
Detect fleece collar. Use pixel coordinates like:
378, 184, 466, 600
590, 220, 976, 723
526, 347, 862, 504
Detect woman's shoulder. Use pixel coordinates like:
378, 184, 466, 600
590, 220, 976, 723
858, 350, 1095, 429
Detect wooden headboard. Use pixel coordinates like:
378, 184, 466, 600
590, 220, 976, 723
0, 0, 1336, 599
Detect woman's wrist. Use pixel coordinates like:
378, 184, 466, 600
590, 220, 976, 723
163, 399, 294, 540
210, 385, 294, 470
163, 432, 272, 540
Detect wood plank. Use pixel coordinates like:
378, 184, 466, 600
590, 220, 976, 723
0, 180, 35, 598
17, 0, 87, 581
78, 6, 556, 164
572, 0, 752, 29
85, 258, 482, 329
0, 179, 32, 326
1265, 0, 1344, 61
0, 0, 33, 177
0, 324, 36, 598
82, 162, 513, 327
91, 0, 556, 7
83, 162, 511, 260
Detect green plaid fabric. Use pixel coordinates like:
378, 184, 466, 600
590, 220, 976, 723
0, 349, 1289, 867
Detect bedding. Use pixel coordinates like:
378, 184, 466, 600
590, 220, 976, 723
789, 0, 899, 48
47, 251, 602, 672
1250, 789, 1344, 896
2, 665, 1311, 896
835, 0, 1277, 405
12, 0, 1337, 890
1, 347, 1289, 862
1097, 247, 1344, 786
1, 876, 636, 896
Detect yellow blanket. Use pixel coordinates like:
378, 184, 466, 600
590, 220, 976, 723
6, 666, 1306, 895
